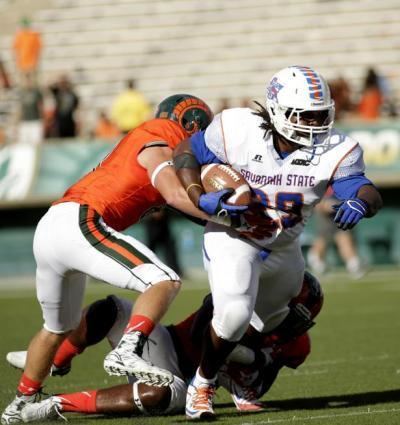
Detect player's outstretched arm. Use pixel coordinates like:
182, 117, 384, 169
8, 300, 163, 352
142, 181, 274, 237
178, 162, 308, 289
173, 138, 203, 206
356, 184, 383, 217
334, 184, 383, 230
173, 138, 248, 217
137, 144, 210, 221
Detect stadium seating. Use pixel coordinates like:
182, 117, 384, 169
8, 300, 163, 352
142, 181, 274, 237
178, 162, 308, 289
0, 0, 399, 127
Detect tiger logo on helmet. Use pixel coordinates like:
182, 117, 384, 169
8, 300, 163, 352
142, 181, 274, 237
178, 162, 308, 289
155, 94, 213, 135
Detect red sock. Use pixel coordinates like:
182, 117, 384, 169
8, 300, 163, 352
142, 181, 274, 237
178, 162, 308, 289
17, 374, 42, 396
53, 338, 83, 368
57, 390, 98, 413
124, 314, 155, 336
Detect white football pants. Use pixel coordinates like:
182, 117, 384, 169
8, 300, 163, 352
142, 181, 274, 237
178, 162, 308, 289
33, 202, 179, 333
203, 222, 304, 341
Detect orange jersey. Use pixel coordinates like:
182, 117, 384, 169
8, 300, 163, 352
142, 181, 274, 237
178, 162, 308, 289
55, 119, 187, 230
13, 29, 42, 72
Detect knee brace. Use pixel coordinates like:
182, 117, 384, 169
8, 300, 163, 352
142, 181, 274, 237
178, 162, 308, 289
212, 297, 253, 342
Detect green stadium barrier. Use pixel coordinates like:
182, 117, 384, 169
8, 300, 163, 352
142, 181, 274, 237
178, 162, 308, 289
0, 228, 36, 276
0, 220, 205, 277
1, 210, 398, 278
355, 209, 395, 265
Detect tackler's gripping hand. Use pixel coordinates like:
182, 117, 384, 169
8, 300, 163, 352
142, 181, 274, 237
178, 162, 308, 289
333, 198, 368, 230
198, 188, 248, 217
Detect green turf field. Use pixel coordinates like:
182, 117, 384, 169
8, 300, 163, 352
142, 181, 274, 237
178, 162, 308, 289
1, 269, 400, 424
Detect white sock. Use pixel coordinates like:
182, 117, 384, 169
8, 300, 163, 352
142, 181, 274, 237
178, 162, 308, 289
193, 368, 217, 386
346, 256, 361, 273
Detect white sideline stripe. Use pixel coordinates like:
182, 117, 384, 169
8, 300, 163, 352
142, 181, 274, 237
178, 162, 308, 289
240, 407, 400, 424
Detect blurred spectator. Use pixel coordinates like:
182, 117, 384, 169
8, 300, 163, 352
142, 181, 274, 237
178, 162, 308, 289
0, 57, 11, 89
329, 76, 353, 121
94, 111, 121, 141
377, 72, 398, 118
16, 75, 43, 145
49, 75, 80, 138
12, 17, 42, 83
42, 92, 56, 139
215, 97, 230, 114
357, 67, 383, 121
240, 97, 252, 108
144, 209, 183, 277
0, 127, 6, 145
110, 79, 151, 134
307, 195, 366, 279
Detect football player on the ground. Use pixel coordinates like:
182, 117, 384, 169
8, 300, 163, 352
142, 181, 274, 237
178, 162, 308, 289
7, 272, 323, 421
1, 94, 247, 425
173, 65, 383, 419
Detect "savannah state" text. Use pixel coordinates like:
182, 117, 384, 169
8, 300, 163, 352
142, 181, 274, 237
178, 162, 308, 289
241, 170, 316, 187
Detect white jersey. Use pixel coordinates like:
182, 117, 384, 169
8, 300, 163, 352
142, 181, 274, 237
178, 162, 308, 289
204, 108, 364, 248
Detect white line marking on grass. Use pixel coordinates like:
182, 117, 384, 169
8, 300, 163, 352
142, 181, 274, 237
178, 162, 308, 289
319, 268, 400, 286
278, 353, 396, 378
279, 369, 328, 378
240, 407, 400, 424
303, 353, 394, 368
357, 353, 389, 361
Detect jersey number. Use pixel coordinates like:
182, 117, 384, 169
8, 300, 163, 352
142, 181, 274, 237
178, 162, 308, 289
253, 189, 304, 229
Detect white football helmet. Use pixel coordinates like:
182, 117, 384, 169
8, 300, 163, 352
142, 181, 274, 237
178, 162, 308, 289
265, 66, 335, 147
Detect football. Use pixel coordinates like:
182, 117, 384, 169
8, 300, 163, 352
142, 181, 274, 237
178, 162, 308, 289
200, 163, 251, 206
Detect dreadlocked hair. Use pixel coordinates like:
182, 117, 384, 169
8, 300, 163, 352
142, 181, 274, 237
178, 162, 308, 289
252, 101, 274, 137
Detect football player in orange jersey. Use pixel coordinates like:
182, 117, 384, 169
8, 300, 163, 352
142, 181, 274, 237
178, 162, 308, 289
2, 94, 248, 425
7, 272, 323, 421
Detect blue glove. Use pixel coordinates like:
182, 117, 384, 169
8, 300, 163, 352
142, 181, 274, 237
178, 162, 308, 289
198, 189, 248, 216
333, 198, 368, 230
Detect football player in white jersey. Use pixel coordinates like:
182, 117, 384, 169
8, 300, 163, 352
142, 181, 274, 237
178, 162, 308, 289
173, 65, 382, 419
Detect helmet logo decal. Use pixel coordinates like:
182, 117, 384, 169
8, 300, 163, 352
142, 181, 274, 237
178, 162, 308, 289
174, 98, 210, 134
295, 66, 324, 103
267, 77, 284, 101
155, 94, 213, 135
